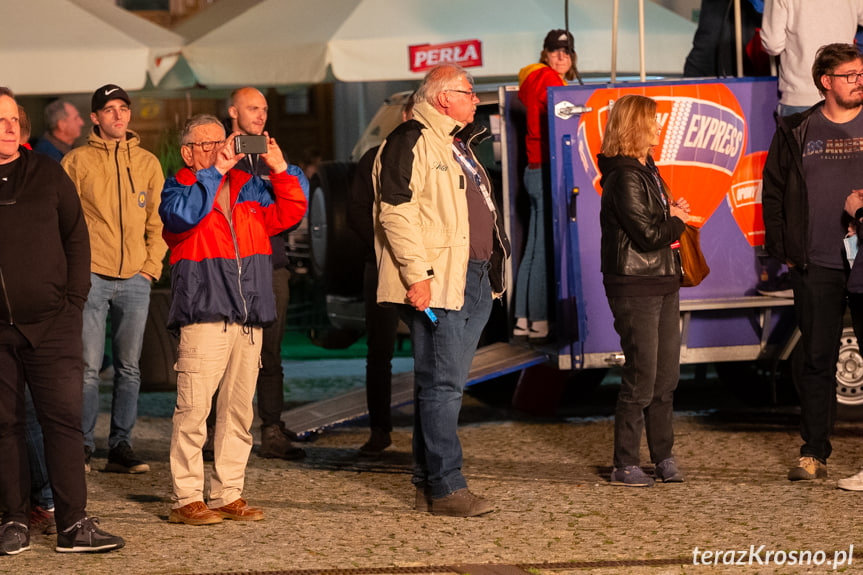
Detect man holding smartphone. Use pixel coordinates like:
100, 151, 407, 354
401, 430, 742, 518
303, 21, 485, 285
229, 87, 308, 460
160, 115, 308, 525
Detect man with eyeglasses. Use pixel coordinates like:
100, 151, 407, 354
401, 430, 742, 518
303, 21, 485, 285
159, 114, 307, 525
61, 84, 167, 476
374, 64, 510, 517
761, 0, 863, 116
763, 43, 863, 482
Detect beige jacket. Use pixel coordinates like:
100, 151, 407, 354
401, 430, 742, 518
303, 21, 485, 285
62, 129, 167, 280
373, 101, 509, 310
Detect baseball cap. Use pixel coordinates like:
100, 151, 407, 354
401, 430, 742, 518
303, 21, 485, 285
91, 84, 131, 113
544, 29, 575, 53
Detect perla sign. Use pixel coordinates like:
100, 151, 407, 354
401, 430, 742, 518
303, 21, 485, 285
409, 39, 483, 73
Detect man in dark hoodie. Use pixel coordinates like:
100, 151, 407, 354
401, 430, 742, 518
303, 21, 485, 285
0, 87, 124, 555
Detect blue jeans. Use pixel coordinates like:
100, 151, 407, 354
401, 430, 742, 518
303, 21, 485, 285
777, 104, 810, 117
25, 387, 53, 508
82, 273, 151, 451
514, 166, 550, 321
401, 259, 493, 499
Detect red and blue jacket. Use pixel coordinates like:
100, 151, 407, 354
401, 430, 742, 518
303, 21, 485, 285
159, 164, 307, 330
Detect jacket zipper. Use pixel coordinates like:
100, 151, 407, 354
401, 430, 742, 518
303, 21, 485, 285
114, 141, 125, 276
0, 266, 13, 325
219, 177, 249, 323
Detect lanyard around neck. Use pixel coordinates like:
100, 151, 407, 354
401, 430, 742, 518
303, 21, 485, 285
451, 140, 495, 213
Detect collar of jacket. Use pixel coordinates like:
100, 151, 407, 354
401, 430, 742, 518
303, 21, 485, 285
87, 127, 140, 151
413, 101, 463, 141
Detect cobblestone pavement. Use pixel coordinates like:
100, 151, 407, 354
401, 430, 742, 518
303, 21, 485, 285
5, 380, 863, 575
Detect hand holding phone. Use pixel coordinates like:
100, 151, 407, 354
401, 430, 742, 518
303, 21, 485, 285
234, 134, 268, 155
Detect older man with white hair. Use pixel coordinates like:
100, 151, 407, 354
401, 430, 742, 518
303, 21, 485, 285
374, 64, 510, 517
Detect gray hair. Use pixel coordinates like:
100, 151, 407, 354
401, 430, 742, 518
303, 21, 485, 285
415, 64, 473, 105
179, 114, 224, 147
44, 99, 71, 132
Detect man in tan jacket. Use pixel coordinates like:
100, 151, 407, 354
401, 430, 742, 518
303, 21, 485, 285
62, 84, 167, 475
374, 64, 510, 517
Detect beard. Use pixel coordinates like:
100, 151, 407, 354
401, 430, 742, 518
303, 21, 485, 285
835, 89, 863, 110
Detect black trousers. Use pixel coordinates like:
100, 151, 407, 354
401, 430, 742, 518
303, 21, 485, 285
789, 265, 863, 461
256, 267, 291, 428
0, 302, 88, 531
363, 261, 399, 433
607, 291, 680, 468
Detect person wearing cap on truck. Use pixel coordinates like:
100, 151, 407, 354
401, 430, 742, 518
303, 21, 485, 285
513, 29, 579, 343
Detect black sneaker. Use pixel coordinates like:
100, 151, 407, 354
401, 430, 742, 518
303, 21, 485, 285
84, 445, 92, 473
104, 441, 149, 474
0, 522, 30, 555
55, 517, 124, 553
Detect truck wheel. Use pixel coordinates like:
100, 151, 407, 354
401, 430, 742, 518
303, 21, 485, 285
836, 327, 863, 419
308, 161, 364, 297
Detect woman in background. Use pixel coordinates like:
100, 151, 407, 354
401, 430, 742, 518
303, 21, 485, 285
598, 94, 689, 487
514, 29, 578, 342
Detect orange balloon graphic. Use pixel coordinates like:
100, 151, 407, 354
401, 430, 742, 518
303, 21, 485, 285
576, 84, 747, 228
727, 151, 767, 247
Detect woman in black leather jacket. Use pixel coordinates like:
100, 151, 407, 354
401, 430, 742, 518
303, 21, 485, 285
598, 94, 690, 488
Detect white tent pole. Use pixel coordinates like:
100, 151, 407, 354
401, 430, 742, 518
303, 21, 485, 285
612, 0, 619, 82
734, 0, 743, 77
638, 0, 646, 81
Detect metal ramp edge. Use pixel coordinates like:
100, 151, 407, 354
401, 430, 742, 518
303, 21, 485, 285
284, 342, 548, 439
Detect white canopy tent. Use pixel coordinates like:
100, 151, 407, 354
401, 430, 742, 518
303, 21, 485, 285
181, 0, 696, 87
181, 0, 359, 88
0, 0, 185, 95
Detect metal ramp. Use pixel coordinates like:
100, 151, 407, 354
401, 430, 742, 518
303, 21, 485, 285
284, 341, 548, 438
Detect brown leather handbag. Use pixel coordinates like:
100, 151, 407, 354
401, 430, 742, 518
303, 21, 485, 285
657, 174, 709, 287
678, 223, 710, 287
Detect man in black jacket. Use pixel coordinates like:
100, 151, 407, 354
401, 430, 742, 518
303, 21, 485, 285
762, 43, 863, 482
0, 87, 124, 554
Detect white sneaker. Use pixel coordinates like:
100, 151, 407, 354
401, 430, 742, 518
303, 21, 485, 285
837, 469, 863, 491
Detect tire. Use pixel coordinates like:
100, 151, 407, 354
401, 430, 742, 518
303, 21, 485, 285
836, 326, 863, 406
308, 161, 365, 297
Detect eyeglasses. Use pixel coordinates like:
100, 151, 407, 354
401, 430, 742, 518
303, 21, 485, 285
445, 89, 476, 97
184, 140, 224, 152
828, 72, 863, 84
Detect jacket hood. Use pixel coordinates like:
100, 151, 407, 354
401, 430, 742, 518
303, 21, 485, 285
518, 62, 547, 86
87, 127, 142, 151
597, 153, 655, 188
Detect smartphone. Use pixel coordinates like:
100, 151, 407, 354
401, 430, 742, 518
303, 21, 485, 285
234, 134, 268, 155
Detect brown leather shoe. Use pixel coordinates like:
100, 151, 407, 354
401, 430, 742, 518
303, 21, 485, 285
211, 498, 264, 521
168, 501, 223, 525
430, 489, 494, 517
259, 424, 306, 460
